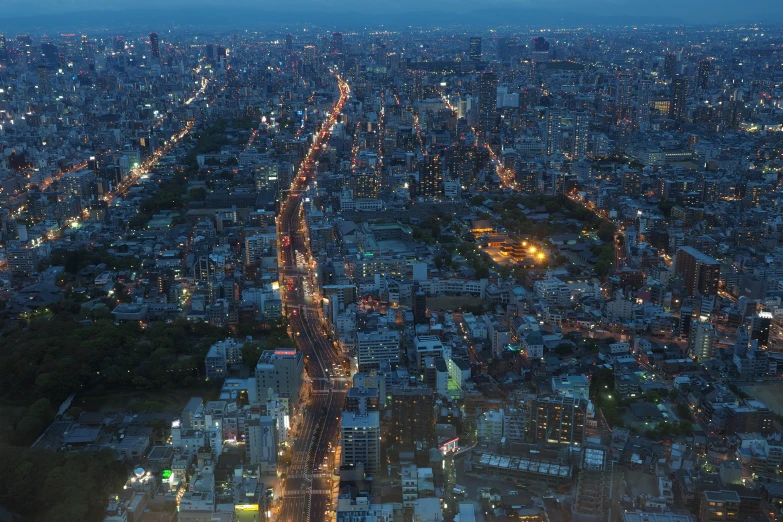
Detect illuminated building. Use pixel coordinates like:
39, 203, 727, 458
341, 411, 381, 474
544, 108, 562, 155
688, 321, 717, 361
0, 34, 6, 63
36, 64, 50, 95
700, 491, 740, 522
574, 112, 589, 158
356, 329, 401, 372
621, 171, 641, 197
528, 396, 587, 446
417, 153, 443, 198
469, 36, 482, 61
247, 416, 278, 472
476, 72, 498, 136
149, 32, 160, 59
674, 246, 719, 297
670, 75, 688, 121
751, 312, 772, 348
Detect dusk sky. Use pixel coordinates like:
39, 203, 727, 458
4, 0, 783, 24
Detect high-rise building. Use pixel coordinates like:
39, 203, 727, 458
341, 411, 381, 474
411, 73, 423, 102
574, 112, 589, 158
285, 33, 293, 53
516, 168, 539, 195
663, 52, 677, 79
698, 59, 711, 90
528, 396, 587, 446
149, 32, 160, 59
205, 43, 215, 63
80, 34, 88, 56
674, 246, 720, 297
113, 35, 124, 52
446, 144, 479, 186
476, 72, 498, 136
330, 32, 343, 54
544, 108, 562, 155
637, 80, 653, 129
254, 349, 304, 409
391, 387, 435, 449
356, 329, 400, 372
743, 182, 763, 208
0, 34, 6, 63
616, 74, 632, 120
469, 37, 482, 61
688, 320, 717, 361
417, 154, 442, 199
670, 75, 688, 121
36, 64, 50, 95
247, 416, 278, 472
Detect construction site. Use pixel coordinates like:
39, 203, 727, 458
571, 446, 614, 522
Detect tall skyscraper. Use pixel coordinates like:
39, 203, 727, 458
113, 35, 124, 52
663, 52, 677, 79
529, 396, 587, 446
615, 74, 632, 121
637, 80, 653, 129
285, 33, 293, 53
698, 59, 711, 90
80, 34, 88, 56
476, 72, 498, 136
149, 32, 160, 59
573, 112, 589, 158
670, 75, 688, 121
544, 108, 562, 155
0, 34, 7, 63
674, 246, 720, 297
330, 32, 343, 54
417, 154, 443, 199
751, 312, 772, 348
469, 36, 482, 61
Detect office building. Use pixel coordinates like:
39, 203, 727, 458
670, 76, 688, 121
356, 329, 400, 372
392, 387, 435, 449
149, 32, 160, 59
7, 247, 37, 274
59, 169, 96, 201
254, 349, 303, 409
247, 416, 278, 472
469, 37, 482, 61
688, 321, 717, 361
528, 396, 587, 446
699, 490, 739, 522
674, 246, 720, 297
36, 64, 50, 95
622, 171, 642, 197
341, 411, 380, 475
0, 34, 6, 63
476, 72, 498, 136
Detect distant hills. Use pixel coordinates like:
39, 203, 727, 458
0, 6, 689, 33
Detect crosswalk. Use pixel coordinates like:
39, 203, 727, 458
286, 489, 331, 495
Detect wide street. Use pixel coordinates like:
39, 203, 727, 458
277, 72, 350, 522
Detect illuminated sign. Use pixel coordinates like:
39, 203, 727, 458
235, 504, 259, 511
162, 470, 172, 480
439, 437, 459, 454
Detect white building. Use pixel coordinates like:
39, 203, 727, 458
356, 329, 400, 372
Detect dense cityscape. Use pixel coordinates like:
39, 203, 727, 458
0, 16, 782, 522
